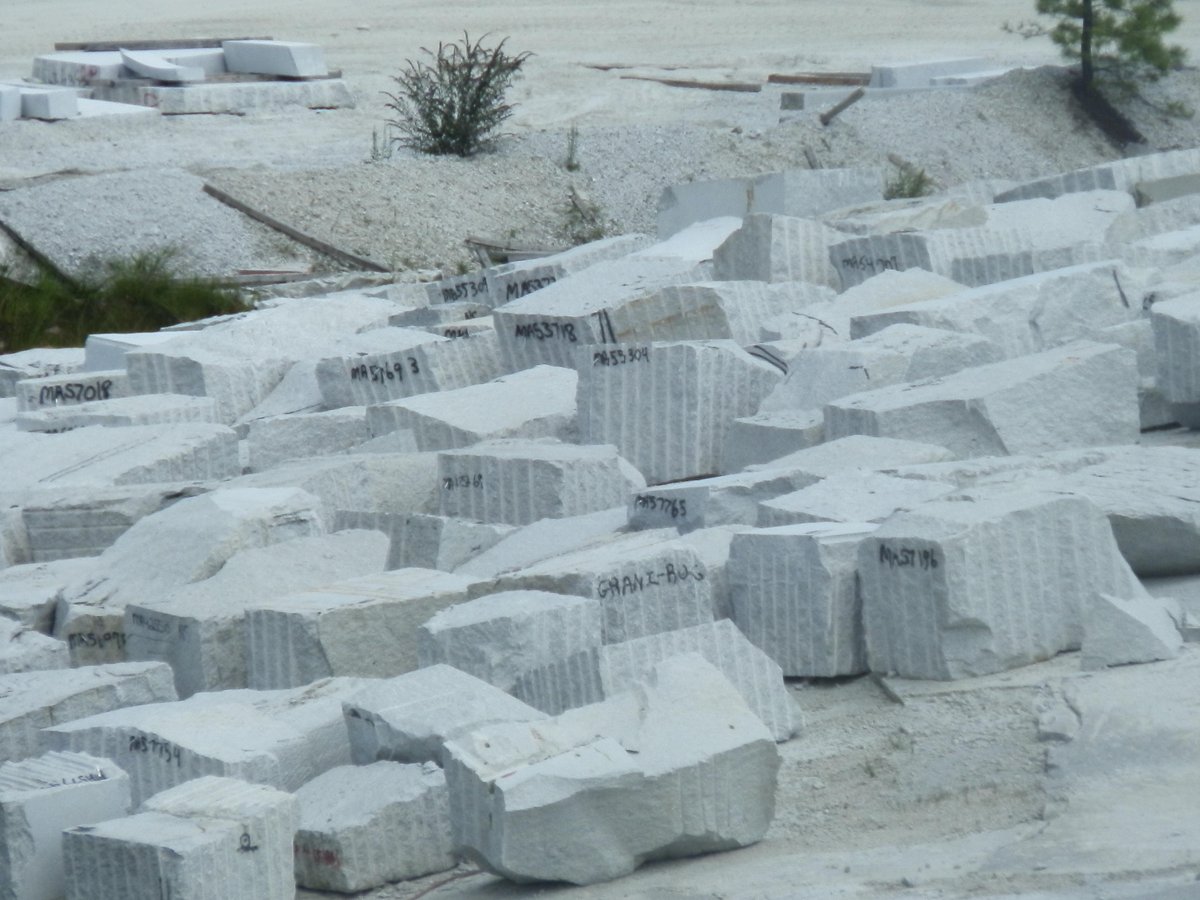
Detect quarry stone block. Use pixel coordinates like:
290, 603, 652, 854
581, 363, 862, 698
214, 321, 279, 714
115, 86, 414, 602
342, 665, 547, 766
417, 590, 603, 691
757, 470, 958, 527
15, 393, 219, 433
14, 370, 128, 413
294, 761, 455, 892
245, 568, 481, 688
712, 213, 843, 288
222, 39, 329, 77
859, 491, 1150, 679
577, 339, 780, 485
1081, 594, 1183, 671
825, 341, 1139, 458
246, 407, 370, 472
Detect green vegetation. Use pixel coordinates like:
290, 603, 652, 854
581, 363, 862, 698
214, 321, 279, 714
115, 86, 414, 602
383, 33, 532, 158
884, 162, 934, 200
0, 250, 245, 354
1008, 0, 1185, 94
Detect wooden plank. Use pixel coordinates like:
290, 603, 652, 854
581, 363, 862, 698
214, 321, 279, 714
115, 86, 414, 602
619, 74, 761, 93
202, 183, 390, 273
54, 37, 271, 52
820, 87, 866, 126
768, 72, 869, 86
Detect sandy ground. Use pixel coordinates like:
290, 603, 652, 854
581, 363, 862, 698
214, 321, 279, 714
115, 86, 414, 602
3, 3, 1200, 899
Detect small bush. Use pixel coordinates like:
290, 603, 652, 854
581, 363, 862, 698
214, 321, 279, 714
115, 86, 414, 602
383, 33, 531, 158
0, 249, 245, 354
884, 163, 934, 200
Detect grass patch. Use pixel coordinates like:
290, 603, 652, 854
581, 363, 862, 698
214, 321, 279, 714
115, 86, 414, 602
0, 249, 246, 354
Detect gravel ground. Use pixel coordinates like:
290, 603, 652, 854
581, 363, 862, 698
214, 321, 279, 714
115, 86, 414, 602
3, 66, 1200, 279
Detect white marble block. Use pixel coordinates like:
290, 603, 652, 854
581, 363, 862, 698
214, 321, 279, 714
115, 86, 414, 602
124, 530, 389, 697
712, 213, 844, 288
14, 370, 128, 413
245, 407, 370, 471
825, 341, 1140, 458
417, 590, 603, 691
342, 665, 547, 766
367, 365, 578, 451
15, 394, 218, 433
1150, 295, 1200, 408
0, 618, 68, 675
859, 490, 1150, 679
0, 662, 176, 764
445, 654, 779, 885
757, 471, 958, 527
222, 39, 329, 77
729, 522, 878, 676
0, 751, 130, 900
294, 761, 455, 892
577, 340, 781, 485
1081, 593, 1183, 670
245, 568, 481, 688
437, 439, 643, 525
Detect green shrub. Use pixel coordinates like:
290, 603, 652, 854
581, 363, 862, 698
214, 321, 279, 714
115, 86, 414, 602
0, 249, 245, 354
884, 163, 934, 200
383, 33, 531, 157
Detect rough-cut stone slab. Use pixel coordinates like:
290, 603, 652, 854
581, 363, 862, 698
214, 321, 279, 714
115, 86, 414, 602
14, 369, 128, 413
485, 234, 654, 307
491, 250, 711, 370
16, 87, 77, 120
124, 530, 388, 697
0, 618, 68, 675
417, 590, 602, 691
15, 393, 219, 433
0, 751, 130, 900
222, 39, 328, 77
0, 86, 19, 122
295, 762, 454, 892
658, 168, 883, 238
480, 532, 713, 644
1151, 295, 1200, 409
848, 261, 1143, 357
577, 339, 781, 485
631, 435, 955, 529
825, 341, 1139, 458
757, 470, 958, 526
139, 775, 297, 899
437, 439, 642, 525
367, 365, 577, 451
120, 48, 205, 82
994, 147, 1200, 202
334, 511, 514, 572
758, 324, 1003, 413
859, 491, 1149, 679
869, 58, 987, 88
41, 677, 371, 805
729, 523, 876, 676
645, 281, 835, 345
246, 407, 369, 472
712, 213, 844, 288
245, 569, 481, 688
446, 654, 779, 885
0, 559, 93, 632
1081, 593, 1183, 670
454, 507, 630, 580
0, 662, 176, 764
0, 349, 83, 398
342, 665, 547, 766
58, 487, 325, 665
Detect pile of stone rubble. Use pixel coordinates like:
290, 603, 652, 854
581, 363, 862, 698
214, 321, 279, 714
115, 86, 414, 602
0, 144, 1199, 898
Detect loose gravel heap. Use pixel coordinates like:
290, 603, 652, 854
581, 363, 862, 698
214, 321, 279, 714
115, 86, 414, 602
2, 66, 1200, 279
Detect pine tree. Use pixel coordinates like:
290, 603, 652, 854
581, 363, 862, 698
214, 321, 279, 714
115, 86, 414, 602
1028, 0, 1185, 93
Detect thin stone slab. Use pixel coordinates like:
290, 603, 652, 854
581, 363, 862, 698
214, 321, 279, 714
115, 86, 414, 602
480, 531, 713, 644
849, 262, 1144, 356
245, 568, 482, 688
58, 487, 325, 665
0, 750, 130, 900
124, 530, 389, 697
120, 48, 206, 82
294, 761, 455, 892
728, 523, 877, 677
758, 324, 1003, 413
0, 662, 176, 764
437, 439, 643, 525
445, 654, 779, 885
367, 365, 578, 451
485, 234, 654, 307
222, 39, 329, 77
577, 339, 781, 485
825, 341, 1140, 458
14, 369, 127, 413
342, 665, 547, 766
712, 213, 844, 288
15, 393, 219, 433
491, 254, 709, 371
859, 490, 1149, 679
869, 58, 988, 88
0, 348, 83, 398
630, 435, 955, 529
757, 470, 958, 526
417, 590, 603, 692
41, 677, 373, 805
